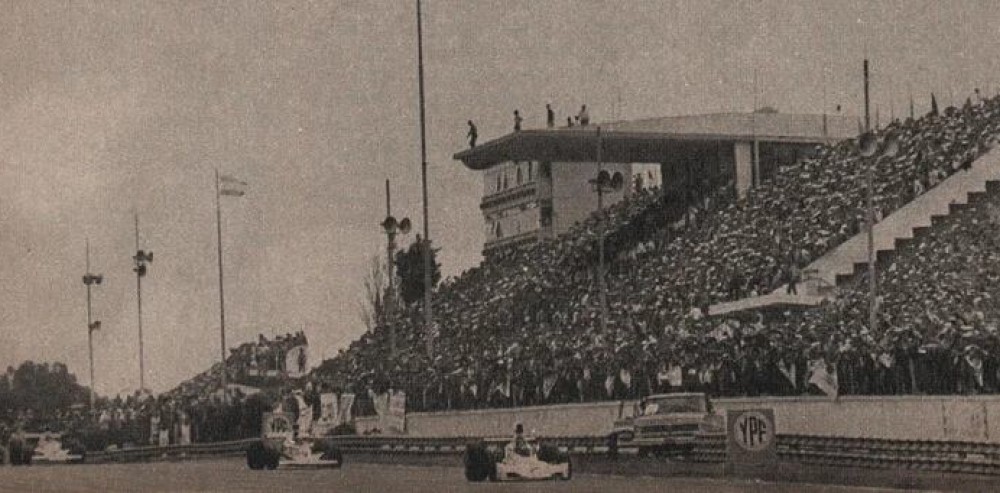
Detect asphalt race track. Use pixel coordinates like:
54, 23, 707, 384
0, 460, 907, 493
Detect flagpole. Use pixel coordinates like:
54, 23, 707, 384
215, 169, 228, 403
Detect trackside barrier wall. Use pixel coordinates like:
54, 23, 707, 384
84, 439, 256, 464
81, 433, 1000, 476
354, 396, 1000, 442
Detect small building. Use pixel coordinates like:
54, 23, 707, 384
454, 111, 856, 255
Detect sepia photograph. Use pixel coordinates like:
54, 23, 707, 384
3, 1, 1000, 491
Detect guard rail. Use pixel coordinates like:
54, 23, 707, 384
81, 433, 1000, 476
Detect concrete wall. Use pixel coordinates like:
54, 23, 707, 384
550, 161, 630, 236
355, 396, 1000, 442
734, 141, 753, 200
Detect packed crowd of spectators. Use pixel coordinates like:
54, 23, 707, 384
228, 331, 309, 378
307, 92, 1000, 414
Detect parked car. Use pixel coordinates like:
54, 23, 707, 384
611, 392, 724, 458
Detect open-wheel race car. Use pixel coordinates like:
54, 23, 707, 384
464, 435, 572, 482
246, 412, 343, 470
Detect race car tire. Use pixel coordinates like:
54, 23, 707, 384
8, 439, 31, 466
246, 442, 265, 470
463, 442, 491, 482
265, 451, 279, 470
320, 446, 344, 468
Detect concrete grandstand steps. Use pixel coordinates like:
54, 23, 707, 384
968, 191, 988, 205
806, 147, 1000, 291
709, 147, 1000, 313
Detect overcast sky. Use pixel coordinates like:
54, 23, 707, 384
2, 0, 999, 396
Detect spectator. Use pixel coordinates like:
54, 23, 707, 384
467, 120, 478, 148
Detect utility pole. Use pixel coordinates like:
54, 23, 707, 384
752, 69, 760, 186
214, 170, 228, 403
596, 127, 608, 338
862, 58, 877, 335
864, 59, 871, 132
588, 128, 623, 344
381, 179, 411, 357
133, 213, 153, 392
83, 240, 103, 408
416, 0, 434, 356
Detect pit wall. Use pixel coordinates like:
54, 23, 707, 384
354, 395, 1000, 442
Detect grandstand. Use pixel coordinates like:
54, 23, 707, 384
307, 94, 1000, 413
159, 92, 1000, 421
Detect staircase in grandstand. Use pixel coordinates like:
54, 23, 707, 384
711, 146, 1000, 316
809, 146, 1000, 294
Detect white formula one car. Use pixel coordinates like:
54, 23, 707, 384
247, 436, 344, 470
28, 434, 82, 465
277, 437, 343, 470
246, 412, 343, 470
464, 438, 572, 482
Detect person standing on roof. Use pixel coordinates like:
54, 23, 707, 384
467, 120, 478, 148
577, 105, 590, 126
546, 104, 555, 128
514, 110, 523, 132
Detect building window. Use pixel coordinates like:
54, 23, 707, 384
503, 172, 509, 190
496, 174, 502, 193
540, 162, 551, 179
516, 167, 523, 186
528, 162, 534, 181
496, 222, 503, 238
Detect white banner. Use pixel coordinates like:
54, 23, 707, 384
338, 393, 355, 424
149, 416, 159, 444
371, 391, 389, 418
385, 391, 406, 434
285, 345, 308, 377
320, 393, 338, 422
179, 423, 191, 445
295, 394, 312, 436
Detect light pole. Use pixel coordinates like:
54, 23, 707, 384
416, 0, 434, 357
83, 239, 103, 409
133, 213, 153, 392
587, 127, 623, 340
858, 130, 899, 334
381, 179, 411, 357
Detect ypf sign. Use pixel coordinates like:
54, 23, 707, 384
726, 409, 776, 465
